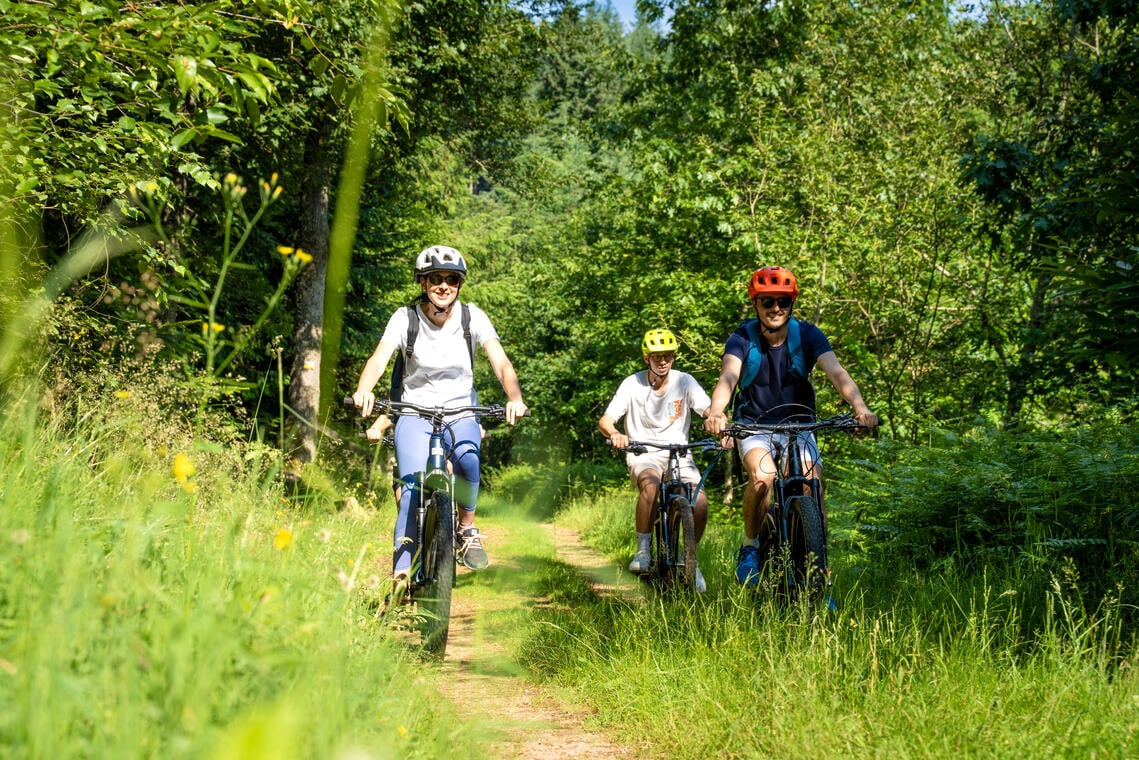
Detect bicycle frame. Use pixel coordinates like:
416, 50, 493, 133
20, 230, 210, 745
346, 396, 517, 657
618, 439, 722, 588
726, 412, 861, 598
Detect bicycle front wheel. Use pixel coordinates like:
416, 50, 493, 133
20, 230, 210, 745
785, 494, 827, 599
415, 490, 455, 658
668, 495, 698, 589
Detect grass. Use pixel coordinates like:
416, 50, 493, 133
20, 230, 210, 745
5, 381, 1139, 759
524, 485, 1139, 759
0, 394, 482, 759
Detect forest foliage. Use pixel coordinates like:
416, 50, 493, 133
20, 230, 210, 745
2, 0, 1137, 601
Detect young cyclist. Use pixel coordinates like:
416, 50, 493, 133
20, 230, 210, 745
352, 245, 527, 577
703, 266, 879, 586
599, 329, 713, 592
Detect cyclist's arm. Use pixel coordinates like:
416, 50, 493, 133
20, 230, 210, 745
816, 350, 879, 429
704, 353, 743, 436
482, 338, 527, 424
598, 413, 629, 449
353, 340, 398, 417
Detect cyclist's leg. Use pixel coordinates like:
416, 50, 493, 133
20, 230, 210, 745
448, 417, 489, 569
738, 438, 778, 541
447, 416, 483, 523
393, 416, 432, 575
735, 436, 779, 585
627, 451, 665, 573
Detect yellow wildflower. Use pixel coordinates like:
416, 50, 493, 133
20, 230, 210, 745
274, 528, 293, 550
294, 249, 313, 264
201, 322, 225, 335
172, 453, 196, 482
277, 245, 294, 256
114, 390, 131, 399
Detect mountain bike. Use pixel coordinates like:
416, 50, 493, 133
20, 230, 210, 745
612, 439, 723, 590
346, 397, 520, 658
723, 412, 863, 601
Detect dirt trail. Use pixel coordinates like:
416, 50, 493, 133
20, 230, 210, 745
433, 523, 641, 759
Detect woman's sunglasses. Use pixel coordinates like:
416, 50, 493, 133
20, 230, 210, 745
756, 295, 794, 309
426, 272, 462, 287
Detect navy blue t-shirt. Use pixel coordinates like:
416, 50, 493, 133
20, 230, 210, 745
724, 318, 833, 422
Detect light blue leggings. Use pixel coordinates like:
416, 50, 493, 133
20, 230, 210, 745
392, 414, 481, 573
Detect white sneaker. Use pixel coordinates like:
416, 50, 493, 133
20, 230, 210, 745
628, 550, 650, 574
694, 565, 707, 593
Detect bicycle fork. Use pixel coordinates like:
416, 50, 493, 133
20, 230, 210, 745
413, 429, 453, 585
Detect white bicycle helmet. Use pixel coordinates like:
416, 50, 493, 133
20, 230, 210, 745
414, 245, 467, 278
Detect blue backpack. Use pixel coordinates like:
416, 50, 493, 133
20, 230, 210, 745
738, 316, 805, 390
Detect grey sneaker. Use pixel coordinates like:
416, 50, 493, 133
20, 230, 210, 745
628, 550, 651, 574
694, 564, 707, 594
456, 526, 490, 570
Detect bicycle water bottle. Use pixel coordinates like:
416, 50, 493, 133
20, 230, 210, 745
424, 434, 449, 491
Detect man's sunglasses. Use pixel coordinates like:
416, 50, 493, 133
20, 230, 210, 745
426, 272, 462, 287
756, 295, 794, 309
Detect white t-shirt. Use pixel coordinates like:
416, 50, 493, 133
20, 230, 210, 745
381, 301, 498, 408
603, 370, 711, 444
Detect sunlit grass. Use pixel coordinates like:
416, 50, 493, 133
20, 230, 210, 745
0, 392, 480, 759
528, 486, 1139, 759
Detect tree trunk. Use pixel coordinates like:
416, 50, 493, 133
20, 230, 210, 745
1002, 272, 1053, 430
287, 123, 334, 472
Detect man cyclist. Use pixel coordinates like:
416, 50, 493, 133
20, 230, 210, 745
703, 266, 879, 586
352, 245, 527, 578
599, 328, 713, 592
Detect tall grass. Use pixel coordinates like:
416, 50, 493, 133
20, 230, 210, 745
527, 487, 1139, 759
0, 391, 479, 759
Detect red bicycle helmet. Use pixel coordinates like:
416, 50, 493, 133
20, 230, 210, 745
747, 266, 799, 300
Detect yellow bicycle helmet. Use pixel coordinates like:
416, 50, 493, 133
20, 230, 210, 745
642, 328, 679, 355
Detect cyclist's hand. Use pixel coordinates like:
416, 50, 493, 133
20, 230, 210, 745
704, 411, 729, 436
504, 400, 528, 425
352, 390, 375, 418
365, 414, 392, 441
608, 433, 629, 450
855, 409, 880, 431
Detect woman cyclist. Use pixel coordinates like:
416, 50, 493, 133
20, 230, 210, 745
352, 245, 527, 577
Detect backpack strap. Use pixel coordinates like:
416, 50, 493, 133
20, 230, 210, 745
405, 303, 473, 364
738, 317, 803, 390
390, 303, 475, 404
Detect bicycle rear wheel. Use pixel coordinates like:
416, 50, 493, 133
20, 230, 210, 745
668, 495, 698, 589
785, 494, 827, 599
415, 490, 455, 658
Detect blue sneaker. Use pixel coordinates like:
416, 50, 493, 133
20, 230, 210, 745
735, 545, 761, 587
825, 594, 839, 612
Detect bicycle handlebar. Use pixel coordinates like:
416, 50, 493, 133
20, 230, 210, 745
613, 438, 723, 456
342, 396, 530, 422
723, 412, 864, 439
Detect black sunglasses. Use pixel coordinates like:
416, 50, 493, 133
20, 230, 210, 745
756, 295, 794, 309
426, 272, 462, 287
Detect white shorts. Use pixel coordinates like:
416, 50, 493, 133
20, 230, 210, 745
737, 431, 819, 473
626, 450, 701, 486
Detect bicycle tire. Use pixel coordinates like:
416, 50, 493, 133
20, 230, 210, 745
649, 499, 669, 585
669, 495, 698, 589
415, 490, 455, 658
785, 494, 827, 599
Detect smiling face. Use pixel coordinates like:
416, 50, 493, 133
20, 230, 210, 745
752, 293, 794, 330
643, 351, 676, 375
419, 270, 463, 309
